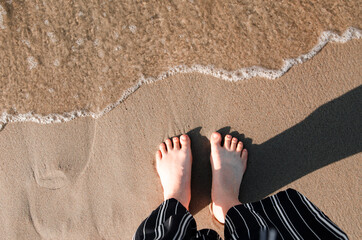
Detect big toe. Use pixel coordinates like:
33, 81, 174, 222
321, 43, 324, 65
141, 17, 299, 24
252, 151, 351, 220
210, 132, 222, 146
180, 134, 191, 150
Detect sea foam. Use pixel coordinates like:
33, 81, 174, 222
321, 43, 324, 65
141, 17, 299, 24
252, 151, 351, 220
0, 27, 361, 130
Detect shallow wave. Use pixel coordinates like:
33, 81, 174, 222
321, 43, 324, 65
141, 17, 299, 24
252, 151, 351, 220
0, 27, 360, 130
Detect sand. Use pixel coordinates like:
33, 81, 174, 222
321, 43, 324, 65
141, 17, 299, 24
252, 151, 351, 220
0, 39, 361, 239
0, 0, 361, 239
0, 0, 361, 115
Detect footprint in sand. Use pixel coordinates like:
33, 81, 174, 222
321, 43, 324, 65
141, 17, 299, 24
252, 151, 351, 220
21, 118, 96, 189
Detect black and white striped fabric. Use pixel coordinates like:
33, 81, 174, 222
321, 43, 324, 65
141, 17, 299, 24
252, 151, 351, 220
133, 189, 348, 240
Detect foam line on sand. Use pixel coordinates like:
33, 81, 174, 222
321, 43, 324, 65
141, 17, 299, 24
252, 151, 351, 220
0, 27, 361, 130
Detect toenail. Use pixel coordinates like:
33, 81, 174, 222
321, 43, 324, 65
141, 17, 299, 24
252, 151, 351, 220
173, 137, 178, 141
181, 135, 186, 141
227, 135, 231, 138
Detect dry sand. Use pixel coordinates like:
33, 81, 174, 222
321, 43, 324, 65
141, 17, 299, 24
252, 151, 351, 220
0, 0, 360, 115
0, 40, 361, 239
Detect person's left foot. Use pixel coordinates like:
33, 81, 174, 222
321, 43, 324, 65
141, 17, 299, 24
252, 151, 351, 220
156, 135, 192, 210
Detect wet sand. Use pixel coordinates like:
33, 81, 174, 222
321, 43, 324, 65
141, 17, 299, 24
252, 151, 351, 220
0, 40, 360, 239
0, 0, 360, 115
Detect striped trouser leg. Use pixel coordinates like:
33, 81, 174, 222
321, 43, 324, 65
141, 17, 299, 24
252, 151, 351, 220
133, 198, 197, 240
224, 188, 348, 240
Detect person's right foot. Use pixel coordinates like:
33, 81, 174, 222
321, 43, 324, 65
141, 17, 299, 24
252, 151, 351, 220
210, 132, 248, 223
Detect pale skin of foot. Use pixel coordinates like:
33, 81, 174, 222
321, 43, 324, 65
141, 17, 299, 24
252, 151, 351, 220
156, 135, 192, 210
155, 132, 247, 221
210, 132, 248, 223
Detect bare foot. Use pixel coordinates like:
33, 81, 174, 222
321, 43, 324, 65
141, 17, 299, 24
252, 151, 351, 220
156, 135, 192, 210
210, 132, 248, 223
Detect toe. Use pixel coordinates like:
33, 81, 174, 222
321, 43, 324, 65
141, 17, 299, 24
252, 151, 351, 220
241, 148, 248, 164
159, 143, 167, 154
180, 134, 190, 150
165, 139, 173, 150
231, 137, 238, 151
224, 135, 232, 150
156, 150, 162, 161
210, 132, 222, 146
173, 137, 180, 150
236, 141, 243, 152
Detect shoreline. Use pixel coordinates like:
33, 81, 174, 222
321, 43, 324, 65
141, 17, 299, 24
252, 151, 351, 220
1, 27, 360, 131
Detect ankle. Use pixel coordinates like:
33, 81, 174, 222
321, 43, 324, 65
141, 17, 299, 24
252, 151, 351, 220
213, 197, 241, 217
164, 193, 190, 210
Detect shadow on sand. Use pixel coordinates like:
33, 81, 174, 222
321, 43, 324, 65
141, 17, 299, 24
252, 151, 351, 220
189, 85, 361, 214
